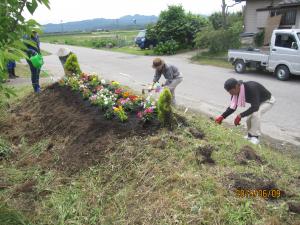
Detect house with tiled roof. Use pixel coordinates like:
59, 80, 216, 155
238, 0, 300, 33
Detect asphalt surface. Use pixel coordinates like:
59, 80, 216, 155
41, 43, 300, 147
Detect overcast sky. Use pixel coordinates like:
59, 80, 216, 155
24, 0, 245, 25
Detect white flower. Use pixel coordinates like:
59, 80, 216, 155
101, 79, 106, 84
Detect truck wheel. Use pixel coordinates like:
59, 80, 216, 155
234, 60, 246, 74
275, 65, 290, 81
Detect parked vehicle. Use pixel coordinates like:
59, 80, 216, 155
135, 30, 157, 50
228, 29, 300, 81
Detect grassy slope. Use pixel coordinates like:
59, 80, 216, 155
0, 84, 299, 225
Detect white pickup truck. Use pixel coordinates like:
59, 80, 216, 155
228, 29, 300, 81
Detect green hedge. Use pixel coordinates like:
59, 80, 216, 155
153, 40, 180, 55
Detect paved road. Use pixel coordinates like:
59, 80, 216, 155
41, 43, 300, 146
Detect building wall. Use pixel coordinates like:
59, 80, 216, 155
295, 8, 300, 28
244, 0, 281, 33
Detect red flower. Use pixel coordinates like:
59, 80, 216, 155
129, 95, 138, 101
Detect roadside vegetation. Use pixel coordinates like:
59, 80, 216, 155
40, 4, 245, 60
40, 30, 141, 52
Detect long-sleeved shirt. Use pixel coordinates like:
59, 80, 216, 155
153, 64, 181, 85
23, 34, 40, 57
222, 81, 271, 118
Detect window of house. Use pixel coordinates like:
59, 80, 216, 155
275, 33, 297, 48
270, 9, 297, 26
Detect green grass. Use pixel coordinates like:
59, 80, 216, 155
40, 30, 157, 56
14, 63, 50, 78
40, 30, 138, 47
41, 49, 52, 56
0, 204, 30, 225
0, 84, 299, 224
192, 51, 233, 69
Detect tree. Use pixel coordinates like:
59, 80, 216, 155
221, 0, 242, 28
146, 5, 208, 48
209, 11, 243, 30
0, 0, 50, 104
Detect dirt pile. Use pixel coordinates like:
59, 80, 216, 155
0, 84, 159, 173
236, 145, 263, 165
195, 145, 216, 164
188, 127, 205, 139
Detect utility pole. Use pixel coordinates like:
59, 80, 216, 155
221, 0, 227, 28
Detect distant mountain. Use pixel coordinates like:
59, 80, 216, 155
42, 15, 158, 33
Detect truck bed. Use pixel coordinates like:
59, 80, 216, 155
228, 48, 269, 64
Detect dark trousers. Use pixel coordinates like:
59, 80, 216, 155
27, 60, 40, 92
8, 68, 15, 78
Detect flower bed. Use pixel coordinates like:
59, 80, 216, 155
58, 73, 158, 123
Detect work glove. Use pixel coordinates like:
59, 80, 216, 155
215, 115, 224, 124
234, 115, 241, 126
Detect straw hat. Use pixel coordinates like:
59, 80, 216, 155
57, 48, 71, 57
152, 58, 165, 68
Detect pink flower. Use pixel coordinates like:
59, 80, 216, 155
137, 111, 143, 119
89, 95, 97, 102
115, 88, 123, 95
144, 108, 153, 114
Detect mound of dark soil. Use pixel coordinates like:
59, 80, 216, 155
228, 173, 285, 200
189, 127, 205, 139
14, 180, 37, 194
236, 145, 263, 165
195, 145, 215, 164
0, 83, 159, 173
288, 202, 300, 214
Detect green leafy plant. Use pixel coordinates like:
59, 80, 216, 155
146, 5, 208, 50
104, 108, 114, 120
194, 21, 242, 53
113, 106, 128, 122
64, 53, 81, 76
157, 88, 173, 126
0, 137, 12, 159
254, 30, 265, 47
91, 39, 117, 48
153, 40, 180, 55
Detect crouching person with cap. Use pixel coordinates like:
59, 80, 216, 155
215, 78, 275, 145
57, 47, 72, 75
151, 58, 183, 104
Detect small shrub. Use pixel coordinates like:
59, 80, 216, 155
0, 137, 12, 159
64, 53, 81, 76
254, 30, 265, 47
195, 21, 242, 53
90, 39, 117, 48
157, 88, 173, 126
154, 40, 180, 55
